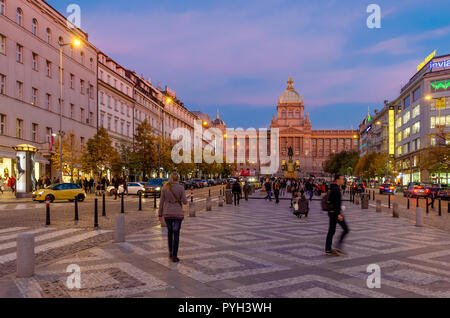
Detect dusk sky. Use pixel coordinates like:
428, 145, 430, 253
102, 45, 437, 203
49, 0, 450, 130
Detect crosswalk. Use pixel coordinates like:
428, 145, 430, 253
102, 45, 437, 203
0, 227, 110, 266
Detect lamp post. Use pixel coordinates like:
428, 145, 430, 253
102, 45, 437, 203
58, 39, 81, 183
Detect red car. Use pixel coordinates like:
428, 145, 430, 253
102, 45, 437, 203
404, 184, 431, 198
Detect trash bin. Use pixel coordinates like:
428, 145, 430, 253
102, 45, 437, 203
361, 193, 369, 209
225, 190, 233, 205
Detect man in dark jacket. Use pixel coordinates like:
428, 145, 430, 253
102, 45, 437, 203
264, 179, 272, 201
232, 181, 242, 206
325, 174, 350, 256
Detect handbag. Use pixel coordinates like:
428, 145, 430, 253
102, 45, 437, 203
169, 188, 183, 208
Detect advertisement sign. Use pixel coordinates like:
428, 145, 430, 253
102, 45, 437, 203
389, 106, 395, 155
417, 50, 436, 71
15, 151, 27, 193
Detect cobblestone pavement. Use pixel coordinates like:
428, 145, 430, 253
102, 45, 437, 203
1, 191, 450, 298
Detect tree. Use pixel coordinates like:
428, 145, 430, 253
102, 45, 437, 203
418, 145, 450, 182
324, 151, 360, 176
81, 127, 118, 178
132, 120, 157, 179
354, 152, 389, 180
51, 130, 82, 182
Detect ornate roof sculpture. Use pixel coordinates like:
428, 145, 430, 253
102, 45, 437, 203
212, 110, 225, 126
279, 76, 302, 104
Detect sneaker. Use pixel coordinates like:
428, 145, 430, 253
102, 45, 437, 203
334, 249, 346, 256
325, 250, 340, 256
172, 257, 180, 263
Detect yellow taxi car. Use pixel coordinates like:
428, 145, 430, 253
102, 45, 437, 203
32, 183, 86, 203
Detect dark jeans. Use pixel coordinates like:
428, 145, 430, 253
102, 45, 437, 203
265, 191, 272, 201
325, 212, 349, 252
274, 190, 280, 203
165, 218, 183, 258
233, 192, 240, 206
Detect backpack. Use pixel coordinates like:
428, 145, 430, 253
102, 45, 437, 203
321, 191, 333, 211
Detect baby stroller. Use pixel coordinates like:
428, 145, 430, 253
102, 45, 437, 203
292, 195, 309, 218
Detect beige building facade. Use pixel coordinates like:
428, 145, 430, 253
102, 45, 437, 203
0, 0, 98, 181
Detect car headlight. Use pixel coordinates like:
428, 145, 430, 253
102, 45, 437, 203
37, 191, 45, 195
155, 187, 161, 191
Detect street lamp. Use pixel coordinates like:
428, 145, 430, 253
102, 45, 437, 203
58, 38, 82, 183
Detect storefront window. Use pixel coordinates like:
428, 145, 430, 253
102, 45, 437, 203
403, 111, 410, 125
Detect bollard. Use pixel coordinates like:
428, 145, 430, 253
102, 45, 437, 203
218, 195, 224, 207
154, 192, 157, 209
448, 201, 450, 214
17, 234, 35, 278
189, 201, 196, 217
139, 192, 142, 211
45, 200, 51, 226
102, 192, 106, 217
438, 199, 441, 216
392, 203, 399, 218
114, 214, 125, 243
416, 207, 424, 227
206, 196, 212, 211
388, 194, 391, 209
416, 198, 419, 208
94, 198, 99, 229
355, 194, 360, 205
426, 197, 429, 214
407, 198, 410, 210
376, 200, 382, 213
121, 193, 125, 214
372, 191, 375, 201
74, 196, 79, 225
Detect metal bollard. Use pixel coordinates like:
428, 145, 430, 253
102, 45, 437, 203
448, 201, 450, 214
102, 192, 106, 217
206, 196, 212, 212
416, 207, 423, 227
121, 193, 125, 214
218, 194, 224, 207
392, 203, 399, 218
388, 194, 391, 209
154, 192, 157, 209
114, 214, 125, 243
407, 198, 410, 210
189, 201, 196, 217
74, 196, 79, 225
355, 194, 360, 205
416, 198, 419, 208
45, 201, 51, 226
17, 234, 35, 278
376, 200, 382, 213
94, 198, 99, 229
426, 197, 429, 214
438, 199, 441, 216
139, 192, 142, 211
373, 191, 375, 201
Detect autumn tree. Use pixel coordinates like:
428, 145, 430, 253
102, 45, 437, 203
51, 130, 82, 182
132, 120, 157, 179
81, 127, 119, 178
418, 145, 450, 182
324, 151, 360, 176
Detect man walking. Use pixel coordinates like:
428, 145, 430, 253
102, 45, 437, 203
232, 181, 242, 206
264, 179, 272, 202
243, 182, 251, 201
325, 174, 350, 256
274, 179, 280, 204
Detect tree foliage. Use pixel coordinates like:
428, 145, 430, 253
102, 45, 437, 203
51, 130, 82, 182
323, 151, 360, 176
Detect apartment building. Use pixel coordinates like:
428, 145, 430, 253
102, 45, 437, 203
0, 0, 98, 181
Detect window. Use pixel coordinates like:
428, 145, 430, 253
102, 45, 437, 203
16, 81, 23, 100
80, 51, 84, 65
413, 87, 421, 101
107, 116, 111, 130
89, 112, 94, 125
412, 105, 420, 119
89, 84, 94, 99
0, 74, 5, 94
32, 52, 38, 70
100, 113, 105, 127
89, 58, 93, 70
32, 123, 38, 142
114, 119, 118, 132
0, 0, 5, 16
404, 95, 410, 108
99, 92, 104, 105
70, 104, 74, 119
31, 88, 38, 105
413, 138, 421, 151
46, 94, 51, 110
46, 28, 51, 43
396, 117, 402, 129
403, 111, 410, 125
80, 108, 85, 123
412, 121, 420, 135
403, 127, 410, 139
16, 8, 22, 26
70, 44, 74, 58
32, 18, 38, 36
70, 74, 74, 89
16, 44, 23, 63
120, 121, 124, 135
0, 114, 5, 135
80, 137, 85, 145
0, 34, 5, 55
80, 80, 85, 94
46, 60, 52, 77
397, 132, 402, 143
288, 111, 293, 118
16, 118, 23, 138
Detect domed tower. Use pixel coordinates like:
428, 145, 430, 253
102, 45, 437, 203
271, 76, 308, 128
212, 110, 226, 133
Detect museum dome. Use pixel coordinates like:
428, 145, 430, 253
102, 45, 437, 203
279, 76, 301, 104
212, 111, 225, 126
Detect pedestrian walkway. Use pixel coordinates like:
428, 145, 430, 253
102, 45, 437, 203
2, 194, 450, 298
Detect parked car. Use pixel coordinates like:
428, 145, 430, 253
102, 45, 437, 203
403, 184, 431, 198
184, 180, 196, 190
352, 183, 365, 194
106, 182, 146, 196
423, 183, 447, 199
143, 179, 167, 198
379, 184, 396, 195
33, 183, 86, 203
437, 187, 450, 200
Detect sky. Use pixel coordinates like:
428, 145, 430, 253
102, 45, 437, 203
49, 0, 450, 130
